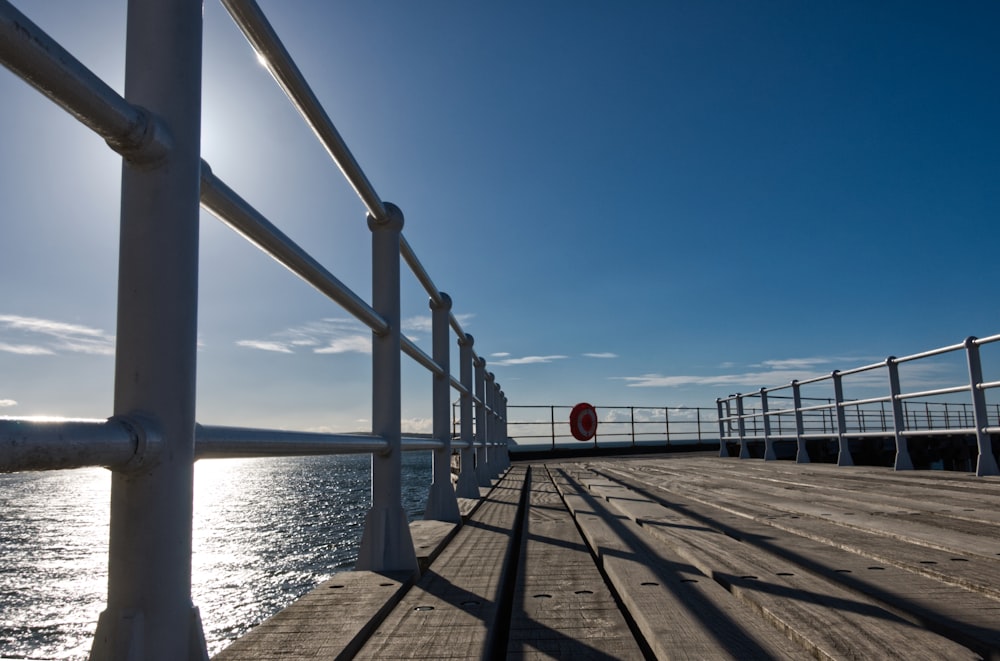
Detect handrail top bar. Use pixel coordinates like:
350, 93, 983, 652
977, 380, 1000, 391
0, 2, 170, 165
219, 0, 387, 221
450, 376, 469, 396
401, 336, 445, 378
400, 235, 444, 308
199, 162, 389, 335
894, 341, 967, 364
760, 382, 794, 395
835, 360, 888, 377
974, 334, 1000, 346
839, 394, 892, 407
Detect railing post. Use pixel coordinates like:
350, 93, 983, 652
550, 405, 556, 450
761, 388, 776, 461
91, 0, 208, 658
474, 356, 491, 486
500, 390, 510, 470
454, 334, 479, 499
424, 293, 460, 522
356, 202, 417, 573
486, 371, 500, 479
886, 357, 913, 470
792, 380, 809, 463
832, 371, 853, 466
736, 394, 749, 459
495, 391, 505, 470
716, 399, 728, 457
665, 407, 671, 446
965, 337, 1000, 476
630, 406, 636, 447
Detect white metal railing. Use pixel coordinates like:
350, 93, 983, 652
504, 404, 720, 451
0, 1, 511, 659
717, 335, 1000, 477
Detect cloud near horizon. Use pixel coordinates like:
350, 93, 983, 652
0, 398, 17, 408
0, 314, 115, 356
617, 355, 951, 392
583, 352, 618, 359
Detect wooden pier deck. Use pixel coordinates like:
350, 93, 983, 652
214, 454, 1000, 660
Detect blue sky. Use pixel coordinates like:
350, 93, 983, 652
2, 1, 998, 436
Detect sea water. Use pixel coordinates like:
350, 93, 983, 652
0, 451, 433, 659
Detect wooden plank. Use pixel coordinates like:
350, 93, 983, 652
551, 468, 806, 660
641, 461, 1000, 558
211, 570, 412, 660
410, 520, 459, 573
606, 462, 1000, 598
583, 474, 980, 660
593, 459, 1000, 659
354, 466, 528, 659
507, 467, 644, 660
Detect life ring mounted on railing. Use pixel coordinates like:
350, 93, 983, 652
569, 402, 598, 441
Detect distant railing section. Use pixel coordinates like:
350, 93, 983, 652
504, 404, 720, 450
717, 335, 1000, 477
0, 1, 511, 659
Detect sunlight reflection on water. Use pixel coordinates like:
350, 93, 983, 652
0, 451, 432, 659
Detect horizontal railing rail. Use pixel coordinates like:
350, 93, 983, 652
0, 1, 511, 658
717, 335, 1000, 477
503, 404, 720, 451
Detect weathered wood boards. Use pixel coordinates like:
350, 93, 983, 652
552, 467, 806, 660
354, 466, 528, 659
587, 456, 998, 659
506, 467, 644, 659
215, 455, 998, 660
212, 570, 412, 660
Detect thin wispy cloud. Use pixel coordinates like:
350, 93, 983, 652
314, 336, 372, 354
0, 399, 17, 408
0, 314, 115, 356
235, 340, 294, 354
237, 318, 371, 355
617, 354, 958, 393
0, 342, 54, 355
618, 369, 823, 389
401, 316, 432, 335
619, 355, 844, 388
756, 357, 832, 370
491, 352, 511, 358
491, 354, 567, 366
583, 352, 617, 359
400, 313, 474, 339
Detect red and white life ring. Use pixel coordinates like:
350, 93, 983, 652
569, 402, 598, 441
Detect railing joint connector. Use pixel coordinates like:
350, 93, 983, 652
108, 105, 173, 169
109, 413, 162, 473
